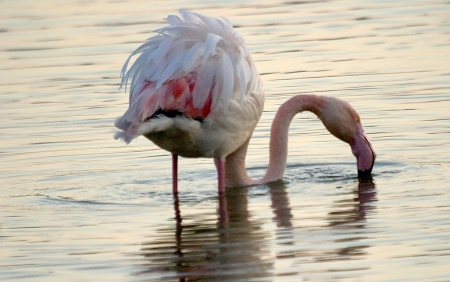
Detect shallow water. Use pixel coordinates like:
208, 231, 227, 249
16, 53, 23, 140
1, 0, 450, 281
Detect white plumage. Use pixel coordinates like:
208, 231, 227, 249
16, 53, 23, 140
115, 9, 264, 158
115, 10, 263, 145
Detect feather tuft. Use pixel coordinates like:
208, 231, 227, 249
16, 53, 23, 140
116, 10, 262, 142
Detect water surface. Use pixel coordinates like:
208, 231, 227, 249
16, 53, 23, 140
1, 0, 450, 281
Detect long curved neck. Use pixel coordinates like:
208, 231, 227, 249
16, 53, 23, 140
224, 94, 324, 187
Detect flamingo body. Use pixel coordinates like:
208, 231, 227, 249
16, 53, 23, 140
115, 10, 263, 161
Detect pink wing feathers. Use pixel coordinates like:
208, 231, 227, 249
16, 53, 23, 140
115, 10, 260, 143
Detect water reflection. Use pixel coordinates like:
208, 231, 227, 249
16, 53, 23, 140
268, 181, 294, 229
322, 179, 377, 264
136, 187, 274, 281
136, 179, 376, 280
328, 178, 377, 228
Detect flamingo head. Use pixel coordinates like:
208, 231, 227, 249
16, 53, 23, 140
351, 122, 376, 179
317, 96, 376, 179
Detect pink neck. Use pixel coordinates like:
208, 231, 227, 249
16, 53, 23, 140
224, 95, 323, 187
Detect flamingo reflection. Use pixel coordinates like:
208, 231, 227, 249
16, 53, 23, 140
135, 178, 376, 280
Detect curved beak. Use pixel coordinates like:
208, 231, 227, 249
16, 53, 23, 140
350, 123, 376, 179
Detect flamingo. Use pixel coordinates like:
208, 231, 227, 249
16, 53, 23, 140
115, 10, 376, 195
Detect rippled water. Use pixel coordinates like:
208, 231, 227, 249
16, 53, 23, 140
1, 0, 450, 281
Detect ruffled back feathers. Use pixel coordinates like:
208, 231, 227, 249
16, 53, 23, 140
119, 9, 261, 124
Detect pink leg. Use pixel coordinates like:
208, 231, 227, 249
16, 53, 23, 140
215, 158, 225, 195
172, 153, 178, 195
